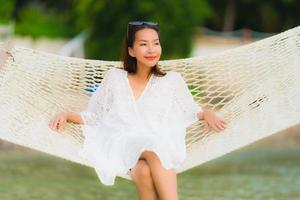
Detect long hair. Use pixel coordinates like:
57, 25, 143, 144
120, 23, 166, 77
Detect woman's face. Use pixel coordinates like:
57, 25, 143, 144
128, 28, 162, 69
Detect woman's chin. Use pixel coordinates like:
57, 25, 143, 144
143, 61, 159, 68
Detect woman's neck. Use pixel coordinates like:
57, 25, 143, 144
134, 64, 152, 81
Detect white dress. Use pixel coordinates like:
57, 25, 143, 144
78, 67, 203, 186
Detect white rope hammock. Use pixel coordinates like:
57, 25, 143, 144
0, 26, 299, 181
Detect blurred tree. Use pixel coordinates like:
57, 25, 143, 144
3, 0, 298, 58
12, 0, 77, 38
0, 0, 16, 23
222, 0, 237, 32
206, 0, 300, 33
75, 0, 212, 60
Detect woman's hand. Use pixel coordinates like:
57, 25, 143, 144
198, 109, 227, 132
49, 112, 69, 132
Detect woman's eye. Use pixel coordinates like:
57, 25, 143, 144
140, 43, 146, 46
155, 42, 160, 45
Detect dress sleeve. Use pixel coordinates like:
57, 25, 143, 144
80, 69, 114, 125
173, 72, 203, 127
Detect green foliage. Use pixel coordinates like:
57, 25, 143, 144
15, 3, 77, 38
0, 0, 15, 23
207, 0, 300, 32
75, 0, 213, 60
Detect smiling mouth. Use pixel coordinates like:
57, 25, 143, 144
145, 56, 157, 61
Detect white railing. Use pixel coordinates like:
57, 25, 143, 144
58, 30, 89, 58
0, 21, 15, 42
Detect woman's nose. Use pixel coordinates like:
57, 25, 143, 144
147, 44, 155, 53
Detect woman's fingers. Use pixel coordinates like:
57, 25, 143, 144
49, 113, 69, 133
204, 121, 210, 132
205, 118, 214, 131
220, 119, 227, 127
203, 110, 228, 132
217, 119, 226, 129
204, 118, 228, 133
215, 118, 226, 131
207, 119, 225, 132
215, 121, 225, 131
58, 120, 65, 132
208, 120, 219, 132
57, 119, 65, 132
54, 117, 61, 131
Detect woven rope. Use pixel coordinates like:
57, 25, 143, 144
0, 26, 299, 180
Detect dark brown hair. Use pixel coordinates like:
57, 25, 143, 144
120, 23, 166, 77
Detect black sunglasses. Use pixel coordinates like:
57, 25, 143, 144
127, 21, 158, 37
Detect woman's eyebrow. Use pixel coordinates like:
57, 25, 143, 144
137, 39, 160, 42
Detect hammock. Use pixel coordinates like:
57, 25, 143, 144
0, 26, 299, 181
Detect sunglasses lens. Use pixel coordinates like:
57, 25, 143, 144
146, 22, 157, 26
129, 21, 143, 26
128, 21, 158, 26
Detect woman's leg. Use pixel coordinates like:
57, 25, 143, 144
140, 151, 178, 200
130, 159, 159, 200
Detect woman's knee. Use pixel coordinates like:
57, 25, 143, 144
140, 151, 161, 163
131, 159, 152, 182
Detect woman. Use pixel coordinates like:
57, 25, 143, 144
49, 21, 227, 200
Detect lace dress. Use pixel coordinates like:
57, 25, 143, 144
78, 67, 203, 185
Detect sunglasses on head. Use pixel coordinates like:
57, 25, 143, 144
128, 21, 158, 26
127, 21, 158, 38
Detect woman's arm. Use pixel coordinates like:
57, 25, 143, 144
66, 112, 84, 124
50, 69, 114, 132
49, 112, 84, 132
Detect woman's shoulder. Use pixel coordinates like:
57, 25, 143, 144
154, 71, 182, 88
104, 67, 125, 78
106, 67, 124, 74
163, 71, 187, 87
166, 70, 180, 75
165, 70, 182, 80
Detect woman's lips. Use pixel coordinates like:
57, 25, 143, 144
144, 56, 157, 61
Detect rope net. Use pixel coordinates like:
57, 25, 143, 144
0, 26, 299, 180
